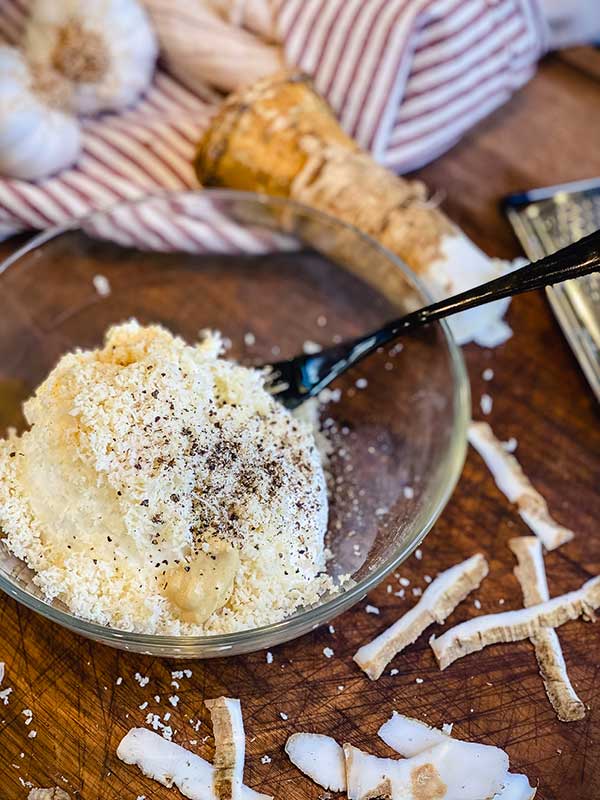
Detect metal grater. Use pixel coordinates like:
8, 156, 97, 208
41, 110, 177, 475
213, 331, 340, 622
503, 178, 600, 402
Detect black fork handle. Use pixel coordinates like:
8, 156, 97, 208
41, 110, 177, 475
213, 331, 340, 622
389, 228, 600, 335
270, 229, 600, 407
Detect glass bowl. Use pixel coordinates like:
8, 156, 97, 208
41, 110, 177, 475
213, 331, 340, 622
0, 190, 469, 657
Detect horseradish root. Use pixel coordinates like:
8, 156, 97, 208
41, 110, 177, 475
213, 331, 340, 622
430, 575, 600, 670
468, 422, 574, 550
354, 554, 488, 679
509, 537, 585, 721
195, 72, 513, 346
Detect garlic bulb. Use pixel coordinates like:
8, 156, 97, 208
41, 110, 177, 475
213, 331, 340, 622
24, 0, 158, 115
0, 46, 81, 180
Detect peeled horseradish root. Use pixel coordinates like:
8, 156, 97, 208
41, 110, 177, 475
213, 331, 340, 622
195, 71, 514, 347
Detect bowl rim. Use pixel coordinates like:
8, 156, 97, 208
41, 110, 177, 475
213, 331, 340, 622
0, 188, 470, 652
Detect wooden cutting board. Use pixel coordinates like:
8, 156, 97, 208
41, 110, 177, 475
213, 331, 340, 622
0, 50, 599, 800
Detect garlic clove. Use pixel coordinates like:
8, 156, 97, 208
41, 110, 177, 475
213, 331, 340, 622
0, 46, 81, 181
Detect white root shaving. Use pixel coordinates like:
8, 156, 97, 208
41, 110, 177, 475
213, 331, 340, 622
116, 728, 272, 800
344, 739, 509, 800
509, 537, 585, 722
468, 422, 574, 550
354, 554, 488, 679
430, 575, 600, 670
285, 733, 346, 792
378, 713, 450, 757
205, 697, 246, 799
27, 791, 71, 800
378, 713, 535, 799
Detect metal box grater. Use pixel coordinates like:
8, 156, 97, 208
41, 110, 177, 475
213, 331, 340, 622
503, 178, 600, 402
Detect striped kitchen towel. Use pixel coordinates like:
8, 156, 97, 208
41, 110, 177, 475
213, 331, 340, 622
0, 0, 548, 240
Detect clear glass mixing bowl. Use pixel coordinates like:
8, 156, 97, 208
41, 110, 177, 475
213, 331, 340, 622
0, 191, 469, 657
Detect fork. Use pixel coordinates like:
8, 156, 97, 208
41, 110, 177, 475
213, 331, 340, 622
263, 229, 600, 409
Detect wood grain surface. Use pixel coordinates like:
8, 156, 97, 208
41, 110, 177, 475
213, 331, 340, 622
1, 51, 600, 800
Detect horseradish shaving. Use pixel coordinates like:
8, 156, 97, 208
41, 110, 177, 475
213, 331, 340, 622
430, 575, 600, 669
509, 536, 585, 722
468, 422, 574, 550
353, 553, 488, 679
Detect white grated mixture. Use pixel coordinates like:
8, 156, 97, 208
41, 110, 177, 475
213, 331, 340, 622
0, 322, 336, 635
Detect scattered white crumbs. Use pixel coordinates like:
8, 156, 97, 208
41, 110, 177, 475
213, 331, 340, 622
399, 577, 410, 587
0, 687, 12, 705
271, 344, 281, 356
22, 709, 33, 725
92, 274, 111, 297
365, 605, 380, 615
387, 584, 393, 593
189, 719, 202, 732
355, 378, 368, 389
302, 340, 322, 354
390, 669, 399, 676
403, 486, 414, 499
280, 712, 288, 720
503, 437, 518, 453
137, 796, 146, 800
145, 712, 172, 740
318, 387, 342, 403
243, 332, 256, 346
134, 673, 149, 688
473, 599, 482, 610
115, 677, 123, 686
332, 333, 342, 344
470, 708, 474, 713
394, 589, 405, 598
412, 587, 422, 597
480, 393, 493, 415
441, 722, 454, 736
154, 695, 161, 703
328, 625, 335, 634
323, 647, 335, 659
168, 695, 179, 708
415, 678, 424, 684
164, 712, 171, 722
28, 730, 37, 739
384, 362, 393, 371
337, 685, 345, 691
415, 549, 423, 560
424, 575, 432, 584
498, 598, 505, 605
260, 754, 272, 764
138, 702, 148, 710
171, 669, 192, 679
482, 368, 494, 381
317, 315, 327, 328
266, 652, 274, 664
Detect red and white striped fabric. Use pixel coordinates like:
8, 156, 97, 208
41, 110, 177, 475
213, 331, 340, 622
0, 0, 548, 240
